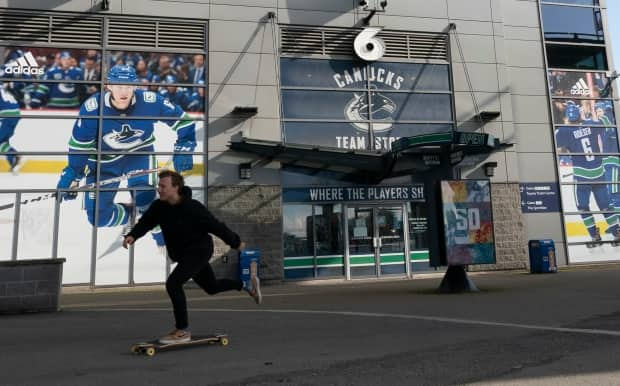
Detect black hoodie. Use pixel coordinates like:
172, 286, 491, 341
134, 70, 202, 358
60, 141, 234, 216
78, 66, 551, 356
127, 186, 241, 262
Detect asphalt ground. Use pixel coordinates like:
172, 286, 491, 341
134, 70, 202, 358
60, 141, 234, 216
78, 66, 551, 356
3, 265, 620, 385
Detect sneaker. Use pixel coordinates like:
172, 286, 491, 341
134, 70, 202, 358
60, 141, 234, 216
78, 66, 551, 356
159, 329, 191, 344
246, 276, 262, 305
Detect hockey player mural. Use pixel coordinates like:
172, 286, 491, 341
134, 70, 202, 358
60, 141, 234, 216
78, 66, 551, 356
0, 84, 21, 173
548, 69, 620, 262
56, 64, 196, 247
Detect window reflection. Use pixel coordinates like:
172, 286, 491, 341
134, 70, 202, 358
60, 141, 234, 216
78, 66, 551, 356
313, 204, 343, 256
546, 44, 607, 70
283, 204, 313, 257
542, 5, 604, 44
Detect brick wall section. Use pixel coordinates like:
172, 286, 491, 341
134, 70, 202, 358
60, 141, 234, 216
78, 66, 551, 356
207, 185, 282, 281
0, 259, 65, 313
469, 183, 528, 272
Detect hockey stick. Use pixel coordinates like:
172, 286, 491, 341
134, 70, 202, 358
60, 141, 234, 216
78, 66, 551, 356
0, 166, 169, 212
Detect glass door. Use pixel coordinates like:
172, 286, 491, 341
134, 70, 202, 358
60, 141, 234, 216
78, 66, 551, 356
346, 205, 407, 278
347, 206, 376, 277
376, 206, 407, 276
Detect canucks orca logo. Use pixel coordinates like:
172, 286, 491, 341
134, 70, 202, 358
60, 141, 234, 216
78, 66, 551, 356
102, 124, 145, 149
344, 89, 396, 132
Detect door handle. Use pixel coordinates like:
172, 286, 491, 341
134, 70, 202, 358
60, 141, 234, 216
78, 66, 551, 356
372, 237, 377, 248
378, 238, 382, 248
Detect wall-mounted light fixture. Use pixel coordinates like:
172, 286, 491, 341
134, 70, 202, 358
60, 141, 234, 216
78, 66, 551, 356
232, 106, 258, 117
239, 162, 252, 180
477, 111, 501, 121
483, 161, 498, 177
101, 0, 110, 11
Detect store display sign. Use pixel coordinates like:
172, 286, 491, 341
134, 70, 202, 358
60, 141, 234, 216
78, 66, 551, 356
440, 180, 496, 265
519, 183, 561, 213
283, 185, 425, 203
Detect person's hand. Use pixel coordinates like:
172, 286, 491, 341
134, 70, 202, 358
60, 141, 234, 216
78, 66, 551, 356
56, 166, 82, 201
173, 140, 196, 172
123, 235, 135, 249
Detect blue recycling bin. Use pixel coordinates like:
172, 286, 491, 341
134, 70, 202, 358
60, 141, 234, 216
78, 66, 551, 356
528, 239, 557, 273
239, 249, 260, 285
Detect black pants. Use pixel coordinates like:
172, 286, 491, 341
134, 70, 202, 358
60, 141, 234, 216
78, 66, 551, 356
166, 253, 243, 330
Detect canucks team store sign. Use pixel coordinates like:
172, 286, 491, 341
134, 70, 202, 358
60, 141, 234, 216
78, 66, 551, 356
280, 58, 453, 152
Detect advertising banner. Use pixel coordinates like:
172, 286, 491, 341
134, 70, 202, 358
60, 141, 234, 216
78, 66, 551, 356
440, 180, 496, 265
280, 58, 453, 151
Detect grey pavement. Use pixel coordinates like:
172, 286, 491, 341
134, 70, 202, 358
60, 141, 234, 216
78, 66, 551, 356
3, 265, 620, 385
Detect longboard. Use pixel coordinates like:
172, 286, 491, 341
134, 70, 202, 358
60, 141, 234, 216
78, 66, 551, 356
131, 334, 229, 356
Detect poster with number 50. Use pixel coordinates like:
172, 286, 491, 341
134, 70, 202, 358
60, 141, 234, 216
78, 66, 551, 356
440, 180, 496, 266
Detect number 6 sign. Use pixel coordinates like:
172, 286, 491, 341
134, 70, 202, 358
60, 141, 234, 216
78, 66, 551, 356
354, 27, 386, 61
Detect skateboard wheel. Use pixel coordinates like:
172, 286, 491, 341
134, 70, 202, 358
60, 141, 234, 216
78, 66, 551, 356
130, 345, 140, 354
145, 347, 156, 356
220, 337, 229, 346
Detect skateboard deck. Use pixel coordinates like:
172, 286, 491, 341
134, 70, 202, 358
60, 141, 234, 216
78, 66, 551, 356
131, 334, 229, 356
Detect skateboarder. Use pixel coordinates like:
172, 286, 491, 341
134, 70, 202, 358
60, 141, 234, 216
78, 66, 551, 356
123, 170, 262, 344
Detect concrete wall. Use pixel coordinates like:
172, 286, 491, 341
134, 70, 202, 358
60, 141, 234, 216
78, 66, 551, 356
207, 185, 282, 281
0, 259, 65, 313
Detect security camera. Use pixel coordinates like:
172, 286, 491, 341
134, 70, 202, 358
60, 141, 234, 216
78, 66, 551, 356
380, 0, 388, 9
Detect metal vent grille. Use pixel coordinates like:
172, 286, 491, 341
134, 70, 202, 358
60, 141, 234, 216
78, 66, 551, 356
0, 12, 103, 45
0, 13, 50, 43
158, 22, 205, 49
108, 19, 205, 50
51, 16, 103, 45
108, 19, 157, 47
281, 26, 448, 61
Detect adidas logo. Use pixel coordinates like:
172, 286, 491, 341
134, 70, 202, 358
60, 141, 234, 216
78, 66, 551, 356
570, 78, 591, 96
3, 52, 44, 76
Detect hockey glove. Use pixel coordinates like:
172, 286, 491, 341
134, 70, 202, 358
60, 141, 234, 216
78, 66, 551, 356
173, 140, 196, 173
57, 166, 82, 201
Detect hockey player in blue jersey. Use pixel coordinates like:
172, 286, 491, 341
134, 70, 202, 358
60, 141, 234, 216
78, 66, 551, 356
159, 75, 190, 109
596, 102, 620, 223
56, 64, 196, 248
186, 79, 205, 112
31, 51, 84, 109
556, 108, 619, 247
0, 85, 21, 173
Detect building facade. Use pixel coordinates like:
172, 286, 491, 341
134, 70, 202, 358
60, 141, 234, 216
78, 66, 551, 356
0, 0, 617, 286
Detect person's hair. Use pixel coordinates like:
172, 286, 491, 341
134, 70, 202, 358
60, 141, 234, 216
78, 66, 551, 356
158, 170, 185, 192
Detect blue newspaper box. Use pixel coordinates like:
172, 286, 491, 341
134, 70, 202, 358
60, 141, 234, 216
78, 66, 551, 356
528, 239, 557, 273
239, 249, 260, 285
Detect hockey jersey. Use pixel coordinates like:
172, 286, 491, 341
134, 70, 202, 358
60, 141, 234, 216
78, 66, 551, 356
0, 87, 20, 143
555, 122, 607, 181
32, 66, 84, 108
67, 89, 195, 174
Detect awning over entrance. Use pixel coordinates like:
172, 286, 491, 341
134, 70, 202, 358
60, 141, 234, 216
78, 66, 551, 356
229, 131, 512, 183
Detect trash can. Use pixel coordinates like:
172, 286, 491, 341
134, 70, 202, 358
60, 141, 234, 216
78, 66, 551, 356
528, 239, 557, 273
239, 249, 260, 286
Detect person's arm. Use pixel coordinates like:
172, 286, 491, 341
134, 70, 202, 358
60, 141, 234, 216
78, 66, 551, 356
195, 202, 241, 249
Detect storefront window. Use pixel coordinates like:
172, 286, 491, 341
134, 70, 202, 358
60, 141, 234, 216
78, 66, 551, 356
283, 204, 313, 257
313, 204, 343, 256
